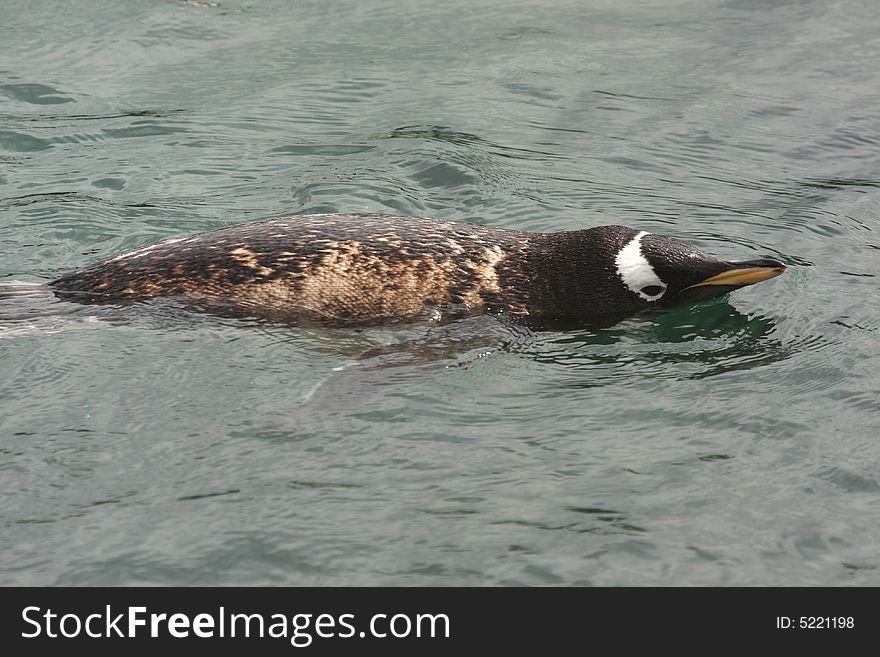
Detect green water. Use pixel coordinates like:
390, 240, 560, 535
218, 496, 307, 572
2, 0, 879, 585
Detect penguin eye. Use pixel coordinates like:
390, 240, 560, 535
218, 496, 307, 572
640, 285, 665, 297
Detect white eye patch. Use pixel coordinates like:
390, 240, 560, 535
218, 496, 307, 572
614, 231, 667, 301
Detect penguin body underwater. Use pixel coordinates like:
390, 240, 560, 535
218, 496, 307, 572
48, 213, 786, 326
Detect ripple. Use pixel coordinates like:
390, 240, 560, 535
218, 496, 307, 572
269, 143, 375, 157
380, 125, 489, 147
0, 130, 53, 152
99, 118, 191, 140
0, 82, 74, 105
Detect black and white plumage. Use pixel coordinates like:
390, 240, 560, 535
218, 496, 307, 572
49, 213, 787, 326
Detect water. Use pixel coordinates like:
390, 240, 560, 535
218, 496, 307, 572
2, 0, 879, 586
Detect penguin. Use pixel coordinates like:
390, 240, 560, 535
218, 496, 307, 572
48, 213, 787, 326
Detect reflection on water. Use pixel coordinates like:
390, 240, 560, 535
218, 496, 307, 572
262, 295, 792, 435
504, 298, 795, 382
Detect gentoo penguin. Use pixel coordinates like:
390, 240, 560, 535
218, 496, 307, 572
49, 213, 787, 326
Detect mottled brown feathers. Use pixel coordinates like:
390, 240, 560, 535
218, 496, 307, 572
50, 214, 544, 324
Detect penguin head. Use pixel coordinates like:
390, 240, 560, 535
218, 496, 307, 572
581, 225, 786, 315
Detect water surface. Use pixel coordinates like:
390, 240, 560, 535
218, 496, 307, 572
2, 0, 879, 585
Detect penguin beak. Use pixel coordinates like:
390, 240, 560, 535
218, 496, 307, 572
684, 258, 787, 291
